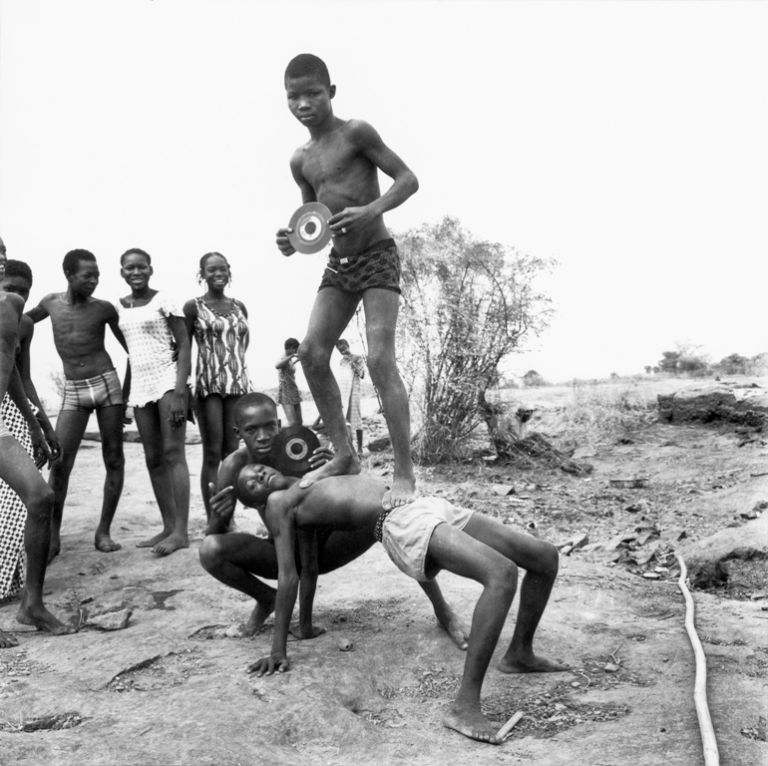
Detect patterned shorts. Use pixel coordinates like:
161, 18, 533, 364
61, 368, 123, 412
318, 238, 401, 299
377, 496, 474, 582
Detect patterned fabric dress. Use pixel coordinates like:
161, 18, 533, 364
117, 292, 185, 407
277, 360, 301, 406
191, 298, 252, 398
338, 353, 366, 431
0, 395, 34, 600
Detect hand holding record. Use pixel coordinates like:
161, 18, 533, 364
272, 425, 321, 477
283, 202, 333, 254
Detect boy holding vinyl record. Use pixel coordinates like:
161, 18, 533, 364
275, 53, 419, 510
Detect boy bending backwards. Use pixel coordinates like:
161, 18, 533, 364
26, 249, 127, 559
199, 393, 466, 646
276, 53, 418, 509
245, 467, 568, 745
0, 291, 68, 646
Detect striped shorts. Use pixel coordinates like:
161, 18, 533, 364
61, 369, 123, 412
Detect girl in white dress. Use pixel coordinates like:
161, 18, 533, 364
117, 248, 191, 556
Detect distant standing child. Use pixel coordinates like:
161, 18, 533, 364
275, 53, 419, 510
118, 248, 191, 556
336, 338, 366, 456
184, 252, 252, 520
275, 337, 302, 426
26, 249, 127, 559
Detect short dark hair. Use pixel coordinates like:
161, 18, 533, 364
3, 259, 32, 285
284, 337, 300, 351
233, 392, 278, 424
120, 247, 152, 266
285, 54, 331, 87
62, 249, 96, 276
198, 251, 230, 280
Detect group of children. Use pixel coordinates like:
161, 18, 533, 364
0, 53, 566, 745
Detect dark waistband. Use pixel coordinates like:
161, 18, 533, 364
330, 238, 396, 261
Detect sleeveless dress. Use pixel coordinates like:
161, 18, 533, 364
191, 298, 252, 399
117, 292, 185, 407
0, 396, 35, 600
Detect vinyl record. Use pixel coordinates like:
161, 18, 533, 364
272, 425, 321, 477
287, 202, 332, 254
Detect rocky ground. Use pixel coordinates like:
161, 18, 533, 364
0, 376, 766, 765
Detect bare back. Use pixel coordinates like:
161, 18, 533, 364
33, 293, 118, 379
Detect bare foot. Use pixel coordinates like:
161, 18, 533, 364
241, 598, 275, 637
152, 533, 189, 556
289, 622, 326, 640
498, 650, 569, 674
435, 607, 469, 651
136, 530, 172, 548
95, 532, 122, 553
443, 704, 501, 745
0, 628, 19, 648
298, 452, 360, 489
382, 472, 416, 510
16, 604, 72, 635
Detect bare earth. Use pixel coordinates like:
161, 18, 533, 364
1, 378, 766, 765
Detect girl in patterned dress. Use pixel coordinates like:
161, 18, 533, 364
183, 252, 252, 519
117, 248, 191, 556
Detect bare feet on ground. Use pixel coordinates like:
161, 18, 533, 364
434, 605, 469, 650
443, 704, 501, 745
95, 532, 122, 552
241, 598, 275, 637
136, 530, 172, 548
152, 533, 189, 556
16, 603, 72, 635
0, 628, 19, 648
498, 649, 569, 674
382, 472, 416, 510
298, 453, 360, 489
289, 622, 326, 640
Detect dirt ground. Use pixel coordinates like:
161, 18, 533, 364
1, 378, 767, 765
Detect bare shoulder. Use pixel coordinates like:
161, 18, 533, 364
343, 118, 383, 146
234, 299, 248, 316
0, 291, 24, 316
91, 296, 119, 316
182, 298, 198, 317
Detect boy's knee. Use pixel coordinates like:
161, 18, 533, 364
198, 535, 224, 570
538, 542, 560, 579
298, 339, 329, 370
27, 484, 54, 518
104, 453, 125, 473
490, 560, 518, 594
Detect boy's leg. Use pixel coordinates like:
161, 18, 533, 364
0, 436, 68, 634
427, 523, 518, 743
153, 392, 190, 555
461, 514, 567, 673
47, 408, 90, 560
298, 288, 360, 485
198, 532, 279, 635
94, 404, 125, 552
360, 288, 415, 508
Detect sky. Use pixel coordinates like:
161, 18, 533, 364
1, 0, 766, 406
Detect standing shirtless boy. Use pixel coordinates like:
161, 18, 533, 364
26, 249, 127, 559
245, 466, 567, 745
0, 290, 68, 645
276, 53, 419, 510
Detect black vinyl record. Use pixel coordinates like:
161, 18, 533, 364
272, 425, 321, 477
287, 202, 332, 254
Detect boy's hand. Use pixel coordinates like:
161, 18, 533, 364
169, 391, 186, 428
30, 421, 53, 469
208, 484, 236, 528
329, 206, 375, 237
276, 228, 296, 257
308, 444, 334, 469
247, 653, 290, 676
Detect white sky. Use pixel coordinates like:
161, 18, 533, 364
1, 0, 766, 404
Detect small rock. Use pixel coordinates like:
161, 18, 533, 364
626, 499, 651, 514
338, 638, 353, 652
604, 662, 620, 673
642, 572, 661, 580
87, 608, 132, 631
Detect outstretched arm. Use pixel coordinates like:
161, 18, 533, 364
24, 295, 51, 325
249, 497, 298, 675
275, 152, 317, 257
